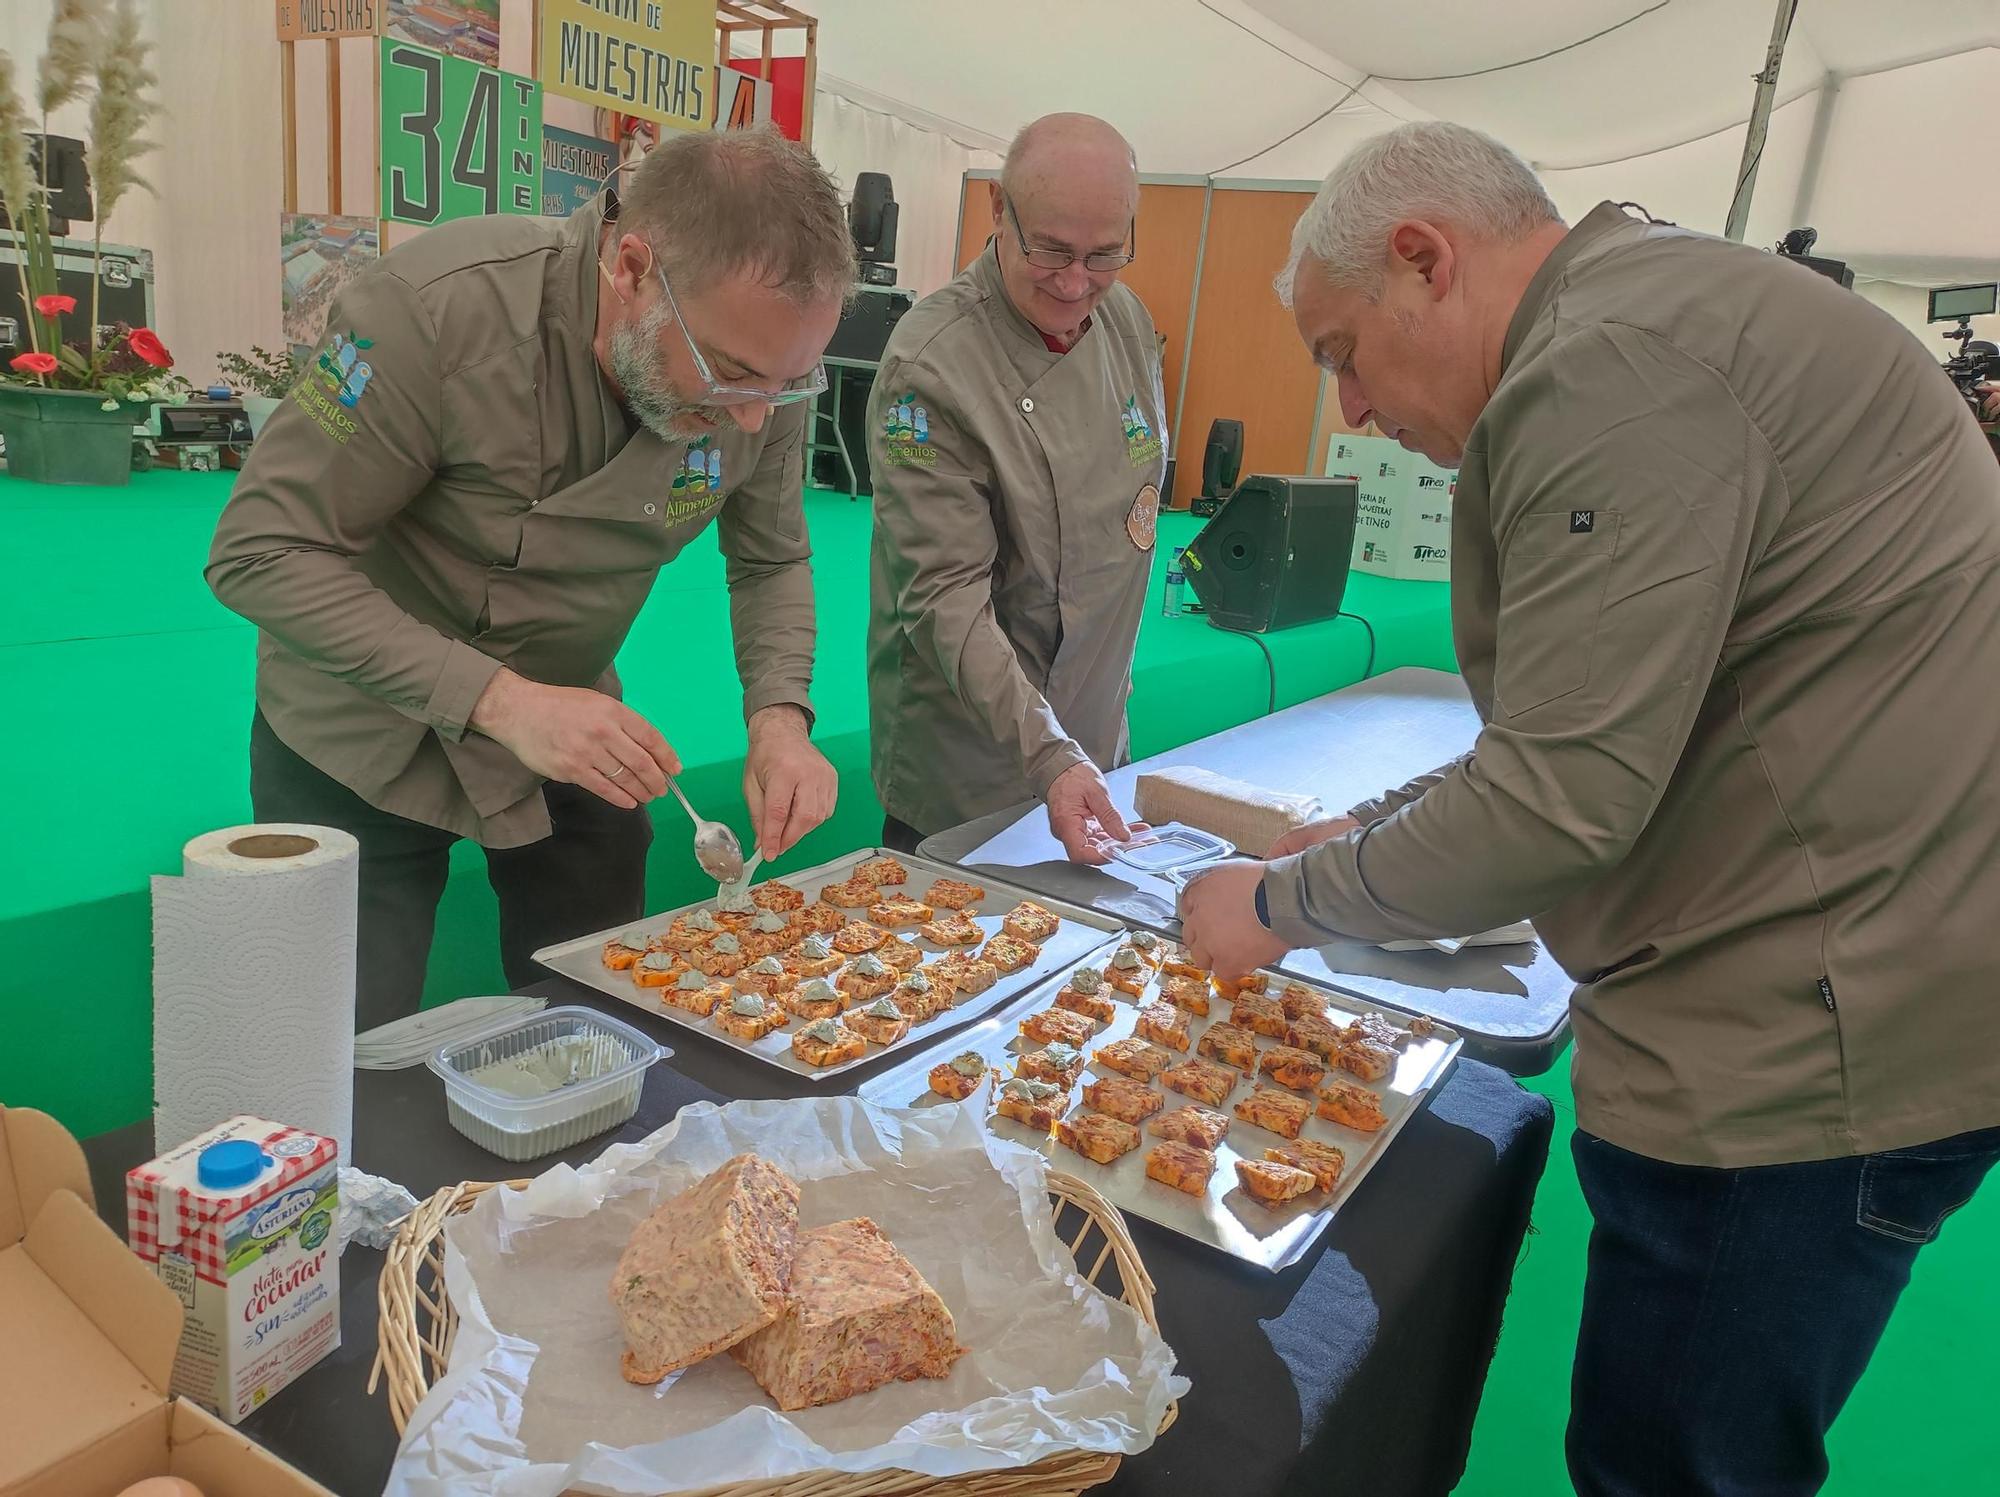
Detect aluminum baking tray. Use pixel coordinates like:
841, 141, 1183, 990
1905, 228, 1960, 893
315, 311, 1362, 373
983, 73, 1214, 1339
859, 956, 1462, 1271
532, 849, 1127, 1079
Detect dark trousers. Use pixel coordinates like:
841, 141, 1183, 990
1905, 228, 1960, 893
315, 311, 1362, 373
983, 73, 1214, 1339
881, 814, 926, 855
1568, 1124, 2000, 1496
249, 712, 652, 1030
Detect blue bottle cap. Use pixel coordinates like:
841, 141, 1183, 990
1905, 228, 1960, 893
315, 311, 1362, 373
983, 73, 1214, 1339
197, 1138, 271, 1190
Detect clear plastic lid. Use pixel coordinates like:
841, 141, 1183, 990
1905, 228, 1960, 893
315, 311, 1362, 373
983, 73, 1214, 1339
428, 1005, 665, 1108
1108, 822, 1235, 874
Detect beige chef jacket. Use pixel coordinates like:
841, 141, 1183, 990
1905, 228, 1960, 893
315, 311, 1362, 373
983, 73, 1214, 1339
867, 244, 1167, 835
1263, 202, 2000, 1168
208, 193, 816, 848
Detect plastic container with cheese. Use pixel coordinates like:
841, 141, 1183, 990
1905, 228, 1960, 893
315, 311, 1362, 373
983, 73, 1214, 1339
428, 1006, 667, 1161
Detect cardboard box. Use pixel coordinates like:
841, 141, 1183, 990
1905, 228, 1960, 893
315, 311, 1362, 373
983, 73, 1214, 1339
1326, 432, 1456, 581
0, 1105, 334, 1497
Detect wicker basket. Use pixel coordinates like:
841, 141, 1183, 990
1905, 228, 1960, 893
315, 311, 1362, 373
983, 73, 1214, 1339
372, 1170, 1178, 1497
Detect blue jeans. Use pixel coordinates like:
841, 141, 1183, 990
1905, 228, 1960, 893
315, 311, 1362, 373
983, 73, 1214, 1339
1567, 1124, 2000, 1496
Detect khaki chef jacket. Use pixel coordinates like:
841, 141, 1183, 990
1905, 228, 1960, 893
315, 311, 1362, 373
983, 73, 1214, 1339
1264, 202, 2000, 1168
867, 244, 1167, 835
208, 193, 816, 848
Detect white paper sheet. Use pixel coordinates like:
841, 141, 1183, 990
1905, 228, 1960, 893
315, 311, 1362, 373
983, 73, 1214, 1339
385, 1096, 1188, 1497
1378, 920, 1538, 953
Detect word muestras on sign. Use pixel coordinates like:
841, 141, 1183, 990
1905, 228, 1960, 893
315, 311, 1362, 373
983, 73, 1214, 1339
542, 0, 713, 132
275, 0, 379, 41
541, 124, 616, 217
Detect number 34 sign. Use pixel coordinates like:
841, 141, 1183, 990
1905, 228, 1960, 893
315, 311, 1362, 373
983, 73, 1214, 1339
380, 39, 543, 227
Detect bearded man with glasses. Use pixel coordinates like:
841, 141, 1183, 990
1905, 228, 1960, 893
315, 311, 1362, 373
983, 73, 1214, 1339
210, 127, 851, 1027
867, 112, 1164, 864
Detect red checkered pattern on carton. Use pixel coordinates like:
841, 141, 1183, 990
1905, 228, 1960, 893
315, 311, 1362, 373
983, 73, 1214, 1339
126, 1122, 337, 1287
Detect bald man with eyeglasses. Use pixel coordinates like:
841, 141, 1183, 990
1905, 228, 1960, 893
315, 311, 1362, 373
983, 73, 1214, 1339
867, 112, 1165, 862
209, 127, 853, 1026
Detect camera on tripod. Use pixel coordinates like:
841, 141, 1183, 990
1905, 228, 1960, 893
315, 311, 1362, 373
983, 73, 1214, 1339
1927, 283, 2000, 421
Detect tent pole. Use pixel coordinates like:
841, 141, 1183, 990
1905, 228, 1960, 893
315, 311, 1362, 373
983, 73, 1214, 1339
1723, 0, 1796, 242
1785, 72, 1841, 232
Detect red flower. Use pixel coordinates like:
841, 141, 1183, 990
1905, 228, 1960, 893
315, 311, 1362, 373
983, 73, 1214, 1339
128, 328, 173, 368
34, 293, 76, 317
10, 352, 58, 375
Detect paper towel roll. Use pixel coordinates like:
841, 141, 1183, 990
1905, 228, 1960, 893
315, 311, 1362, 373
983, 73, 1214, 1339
152, 824, 359, 1164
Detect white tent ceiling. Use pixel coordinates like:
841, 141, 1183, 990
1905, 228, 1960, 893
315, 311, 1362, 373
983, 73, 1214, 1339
794, 0, 2000, 285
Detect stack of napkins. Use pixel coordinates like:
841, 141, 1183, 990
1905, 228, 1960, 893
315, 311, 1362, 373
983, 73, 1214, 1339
1378, 921, 1537, 954
353, 995, 549, 1070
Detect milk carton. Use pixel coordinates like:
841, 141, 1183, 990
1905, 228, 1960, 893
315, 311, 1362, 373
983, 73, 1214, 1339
126, 1114, 341, 1423
1327, 432, 1456, 580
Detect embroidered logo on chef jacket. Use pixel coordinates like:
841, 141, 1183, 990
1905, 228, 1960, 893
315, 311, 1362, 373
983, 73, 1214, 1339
659, 437, 728, 526
1121, 395, 1163, 467
880, 390, 939, 467
671, 437, 723, 495
1126, 483, 1160, 550
315, 329, 376, 410
292, 327, 372, 444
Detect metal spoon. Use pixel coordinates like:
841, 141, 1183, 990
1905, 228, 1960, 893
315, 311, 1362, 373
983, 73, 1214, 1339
663, 772, 746, 883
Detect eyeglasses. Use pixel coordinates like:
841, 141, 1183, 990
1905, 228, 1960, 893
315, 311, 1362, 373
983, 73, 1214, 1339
647, 250, 828, 409
1003, 195, 1136, 273
593, 162, 828, 409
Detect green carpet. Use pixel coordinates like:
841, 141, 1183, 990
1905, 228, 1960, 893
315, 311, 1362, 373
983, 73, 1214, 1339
5, 471, 1991, 1495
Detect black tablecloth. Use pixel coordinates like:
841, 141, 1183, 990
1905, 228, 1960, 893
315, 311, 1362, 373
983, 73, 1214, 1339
80, 978, 1553, 1497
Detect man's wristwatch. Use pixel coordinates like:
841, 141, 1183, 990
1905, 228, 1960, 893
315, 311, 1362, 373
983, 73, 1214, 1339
1253, 881, 1271, 930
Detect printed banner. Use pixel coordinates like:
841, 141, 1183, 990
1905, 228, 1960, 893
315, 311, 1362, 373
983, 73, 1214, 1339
540, 124, 616, 217
721, 70, 771, 132
540, 0, 714, 133
275, 0, 381, 42
280, 212, 380, 361
379, 38, 542, 227
724, 55, 804, 140
383, 0, 498, 67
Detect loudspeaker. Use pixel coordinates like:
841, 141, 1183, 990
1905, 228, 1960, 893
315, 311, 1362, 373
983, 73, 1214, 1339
825, 285, 912, 363
1184, 474, 1357, 634
0, 136, 91, 229
849, 171, 898, 286
1201, 418, 1243, 497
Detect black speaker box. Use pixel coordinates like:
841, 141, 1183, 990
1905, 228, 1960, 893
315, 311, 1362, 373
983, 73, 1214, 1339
1184, 474, 1357, 633
825, 286, 913, 363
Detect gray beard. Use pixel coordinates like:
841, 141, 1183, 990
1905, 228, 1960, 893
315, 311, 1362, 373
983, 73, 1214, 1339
608, 301, 715, 442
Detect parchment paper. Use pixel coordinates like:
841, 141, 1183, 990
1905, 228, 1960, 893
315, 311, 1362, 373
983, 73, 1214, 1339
384, 1094, 1188, 1496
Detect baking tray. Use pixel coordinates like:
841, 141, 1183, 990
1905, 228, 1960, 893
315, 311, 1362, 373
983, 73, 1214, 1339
532, 849, 1127, 1079
859, 957, 1462, 1272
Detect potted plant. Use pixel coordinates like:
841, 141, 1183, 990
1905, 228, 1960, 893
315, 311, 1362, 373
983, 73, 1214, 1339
0, 0, 166, 487
217, 345, 303, 437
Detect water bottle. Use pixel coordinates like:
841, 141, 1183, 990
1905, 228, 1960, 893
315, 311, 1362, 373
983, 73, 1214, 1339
1162, 548, 1186, 617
